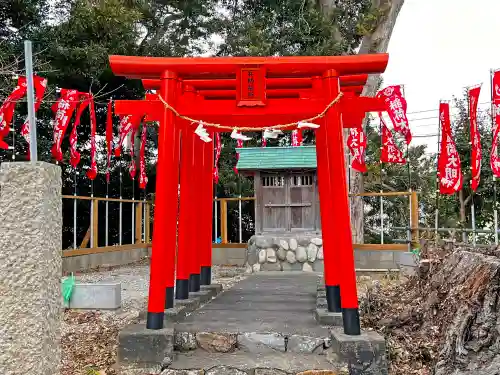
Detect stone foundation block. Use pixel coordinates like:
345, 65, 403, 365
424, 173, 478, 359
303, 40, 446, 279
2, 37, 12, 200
63, 282, 121, 309
317, 290, 326, 298
118, 324, 174, 365
316, 297, 327, 309
175, 298, 201, 313
138, 305, 187, 323
287, 335, 328, 354
328, 328, 388, 375
237, 332, 286, 353
201, 283, 223, 297
189, 290, 213, 304
314, 308, 343, 326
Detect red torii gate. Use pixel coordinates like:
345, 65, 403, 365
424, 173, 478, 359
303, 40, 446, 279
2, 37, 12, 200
109, 54, 388, 335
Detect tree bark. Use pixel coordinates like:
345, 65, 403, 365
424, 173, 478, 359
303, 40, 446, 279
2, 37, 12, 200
348, 0, 405, 243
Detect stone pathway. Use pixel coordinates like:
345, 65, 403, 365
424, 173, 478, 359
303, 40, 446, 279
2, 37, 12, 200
174, 271, 328, 338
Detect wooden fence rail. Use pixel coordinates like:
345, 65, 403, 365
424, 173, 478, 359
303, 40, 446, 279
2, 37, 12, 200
62, 190, 420, 257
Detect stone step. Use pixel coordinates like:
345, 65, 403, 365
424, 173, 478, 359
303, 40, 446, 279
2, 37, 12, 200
165, 350, 345, 375
174, 331, 331, 355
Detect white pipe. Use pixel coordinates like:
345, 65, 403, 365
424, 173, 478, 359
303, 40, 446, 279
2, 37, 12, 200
495, 209, 499, 245
119, 201, 123, 246
105, 198, 109, 246
380, 194, 384, 244
238, 195, 243, 243
214, 199, 218, 240
471, 203, 476, 247
132, 198, 135, 243
73, 197, 77, 249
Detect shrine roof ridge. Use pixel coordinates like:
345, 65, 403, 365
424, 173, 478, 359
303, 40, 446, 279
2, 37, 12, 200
109, 54, 389, 80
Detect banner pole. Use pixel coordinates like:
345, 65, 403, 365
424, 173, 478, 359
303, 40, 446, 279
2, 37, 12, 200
434, 101, 443, 241
24, 40, 37, 162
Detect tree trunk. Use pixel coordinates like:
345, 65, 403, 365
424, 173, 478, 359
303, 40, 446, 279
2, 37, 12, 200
348, 0, 405, 243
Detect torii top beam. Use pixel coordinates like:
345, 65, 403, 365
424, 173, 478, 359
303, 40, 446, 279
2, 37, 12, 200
109, 55, 387, 79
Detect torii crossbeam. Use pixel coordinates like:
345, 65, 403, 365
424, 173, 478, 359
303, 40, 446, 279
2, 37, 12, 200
110, 54, 389, 336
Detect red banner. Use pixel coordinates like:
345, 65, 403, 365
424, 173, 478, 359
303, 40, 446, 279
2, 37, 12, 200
106, 100, 113, 183
139, 123, 148, 189
233, 138, 243, 174
377, 85, 412, 144
347, 127, 367, 172
69, 93, 91, 168
468, 86, 482, 191
114, 114, 141, 157
213, 133, 222, 183
291, 130, 303, 146
0, 76, 28, 149
129, 125, 138, 180
380, 117, 406, 164
21, 76, 47, 152
490, 72, 500, 178
86, 97, 98, 180
438, 102, 463, 194
51, 89, 79, 162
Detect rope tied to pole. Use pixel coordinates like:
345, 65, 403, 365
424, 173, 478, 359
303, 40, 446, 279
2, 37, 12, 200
156, 92, 344, 131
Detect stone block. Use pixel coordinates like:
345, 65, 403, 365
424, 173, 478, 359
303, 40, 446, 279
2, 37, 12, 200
175, 298, 200, 312
314, 308, 343, 326
316, 297, 327, 309
63, 282, 121, 309
262, 262, 282, 271
328, 328, 388, 375
312, 260, 324, 273
196, 332, 238, 353
237, 332, 286, 353
118, 324, 174, 364
317, 290, 326, 298
287, 335, 326, 354
281, 261, 302, 271
138, 306, 187, 323
201, 283, 223, 297
0, 162, 62, 375
174, 331, 198, 351
189, 290, 212, 304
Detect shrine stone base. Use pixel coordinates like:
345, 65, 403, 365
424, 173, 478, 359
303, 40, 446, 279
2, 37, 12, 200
246, 234, 414, 273
246, 234, 325, 273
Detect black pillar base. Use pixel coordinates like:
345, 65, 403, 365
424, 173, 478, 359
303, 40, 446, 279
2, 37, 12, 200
165, 287, 174, 309
200, 266, 212, 285
342, 308, 361, 336
189, 274, 201, 292
146, 312, 164, 330
326, 285, 342, 312
175, 279, 189, 300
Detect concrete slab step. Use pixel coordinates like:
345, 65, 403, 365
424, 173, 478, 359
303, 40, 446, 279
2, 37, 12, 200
166, 350, 344, 374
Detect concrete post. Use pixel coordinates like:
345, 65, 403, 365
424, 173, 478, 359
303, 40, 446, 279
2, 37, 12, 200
0, 162, 62, 375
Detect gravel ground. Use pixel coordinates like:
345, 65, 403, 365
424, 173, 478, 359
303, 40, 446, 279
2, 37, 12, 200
61, 261, 248, 375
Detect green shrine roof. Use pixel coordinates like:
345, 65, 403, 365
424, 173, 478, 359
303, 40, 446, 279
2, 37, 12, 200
236, 146, 317, 170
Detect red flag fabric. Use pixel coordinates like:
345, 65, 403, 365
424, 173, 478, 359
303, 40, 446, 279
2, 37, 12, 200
213, 133, 222, 183
262, 132, 267, 147
233, 138, 243, 175
491, 72, 500, 178
129, 125, 138, 180
114, 114, 141, 157
377, 85, 412, 144
51, 89, 79, 162
291, 130, 303, 146
106, 100, 113, 183
69, 93, 91, 168
468, 85, 482, 191
86, 97, 98, 180
21, 76, 47, 151
380, 117, 406, 164
0, 76, 28, 149
347, 127, 367, 173
438, 102, 463, 194
139, 123, 148, 189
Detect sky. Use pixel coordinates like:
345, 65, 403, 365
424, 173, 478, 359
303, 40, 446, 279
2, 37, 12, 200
381, 0, 500, 152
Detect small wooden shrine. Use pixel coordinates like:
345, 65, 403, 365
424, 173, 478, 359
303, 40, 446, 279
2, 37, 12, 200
237, 146, 320, 234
